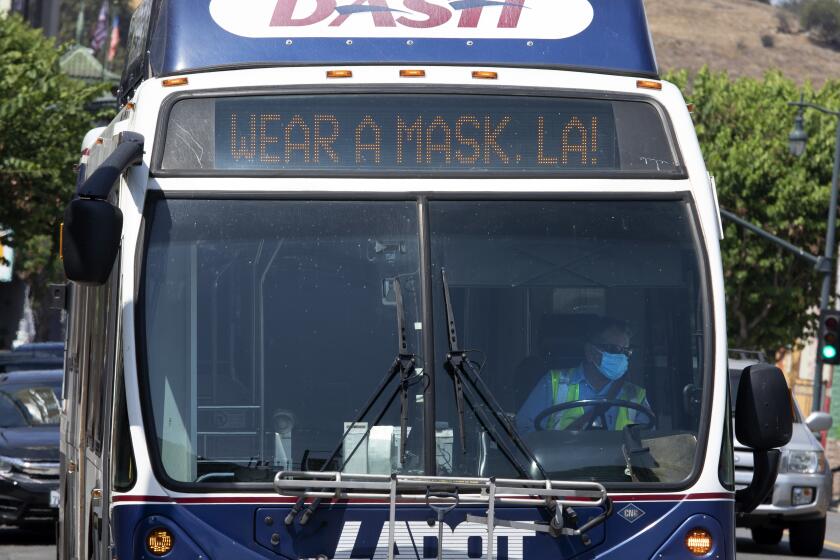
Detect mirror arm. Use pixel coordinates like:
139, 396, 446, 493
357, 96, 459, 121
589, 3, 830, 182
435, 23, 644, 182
77, 132, 144, 200
735, 449, 780, 513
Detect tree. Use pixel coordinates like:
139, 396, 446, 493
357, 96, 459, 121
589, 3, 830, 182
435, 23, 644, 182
667, 68, 840, 357
799, 0, 840, 48
0, 13, 108, 339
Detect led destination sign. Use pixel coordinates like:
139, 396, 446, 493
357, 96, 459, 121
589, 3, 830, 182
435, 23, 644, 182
159, 94, 680, 175
215, 95, 615, 172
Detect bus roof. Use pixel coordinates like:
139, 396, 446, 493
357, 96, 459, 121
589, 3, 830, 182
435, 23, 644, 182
120, 0, 657, 101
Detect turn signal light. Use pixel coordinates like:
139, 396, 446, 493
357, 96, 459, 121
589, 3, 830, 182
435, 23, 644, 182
162, 77, 189, 88
326, 69, 353, 78
685, 528, 713, 556
399, 69, 426, 77
472, 70, 498, 80
636, 79, 663, 90
147, 527, 174, 556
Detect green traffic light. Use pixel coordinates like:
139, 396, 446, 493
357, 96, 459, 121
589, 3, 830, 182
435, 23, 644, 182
823, 345, 838, 360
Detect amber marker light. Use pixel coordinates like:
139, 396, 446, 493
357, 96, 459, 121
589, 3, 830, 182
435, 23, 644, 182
147, 527, 174, 556
399, 69, 426, 77
472, 70, 498, 80
125, 102, 136, 110
162, 77, 189, 87
636, 79, 663, 90
685, 528, 713, 556
326, 69, 353, 78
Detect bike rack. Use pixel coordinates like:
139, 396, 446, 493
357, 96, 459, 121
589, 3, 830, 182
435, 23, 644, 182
274, 471, 611, 560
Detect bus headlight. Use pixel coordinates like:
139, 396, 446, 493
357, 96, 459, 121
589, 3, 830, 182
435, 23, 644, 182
146, 527, 174, 556
685, 528, 713, 556
782, 450, 826, 474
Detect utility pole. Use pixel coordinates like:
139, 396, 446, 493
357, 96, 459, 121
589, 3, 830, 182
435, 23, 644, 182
788, 95, 840, 414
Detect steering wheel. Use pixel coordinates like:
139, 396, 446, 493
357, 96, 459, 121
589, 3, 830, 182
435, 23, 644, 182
533, 398, 657, 431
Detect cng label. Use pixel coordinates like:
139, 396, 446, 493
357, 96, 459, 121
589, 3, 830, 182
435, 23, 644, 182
209, 0, 594, 39
617, 503, 645, 524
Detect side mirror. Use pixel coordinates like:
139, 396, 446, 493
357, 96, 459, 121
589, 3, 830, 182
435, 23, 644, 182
805, 411, 833, 433
62, 198, 122, 285
735, 363, 793, 449
734, 364, 793, 513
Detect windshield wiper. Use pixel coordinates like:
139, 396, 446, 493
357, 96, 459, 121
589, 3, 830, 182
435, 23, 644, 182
441, 269, 548, 480
284, 277, 420, 526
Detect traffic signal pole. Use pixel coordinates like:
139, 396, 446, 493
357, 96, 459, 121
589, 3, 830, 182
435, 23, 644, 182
726, 100, 840, 416
720, 204, 834, 414
811, 118, 840, 414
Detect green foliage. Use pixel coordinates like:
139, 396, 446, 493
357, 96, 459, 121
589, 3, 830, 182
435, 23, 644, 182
799, 0, 840, 48
667, 68, 840, 356
0, 13, 107, 333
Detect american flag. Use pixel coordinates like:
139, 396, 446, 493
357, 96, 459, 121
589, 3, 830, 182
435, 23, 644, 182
107, 16, 121, 62
91, 1, 109, 53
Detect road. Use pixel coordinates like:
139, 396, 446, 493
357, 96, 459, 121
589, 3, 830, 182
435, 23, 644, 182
3, 512, 840, 559
737, 511, 840, 559
0, 524, 54, 560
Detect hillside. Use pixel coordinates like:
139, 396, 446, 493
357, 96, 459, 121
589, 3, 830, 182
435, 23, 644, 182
646, 0, 840, 84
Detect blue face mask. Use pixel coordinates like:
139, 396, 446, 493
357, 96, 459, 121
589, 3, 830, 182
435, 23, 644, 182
596, 350, 629, 381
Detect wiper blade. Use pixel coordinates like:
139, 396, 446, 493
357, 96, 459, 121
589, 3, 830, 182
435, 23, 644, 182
284, 277, 420, 526
441, 269, 548, 480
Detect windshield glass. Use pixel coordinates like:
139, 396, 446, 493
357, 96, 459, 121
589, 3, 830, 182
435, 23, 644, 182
142, 199, 424, 483
430, 201, 706, 483
728, 368, 803, 423
142, 198, 707, 486
0, 380, 62, 427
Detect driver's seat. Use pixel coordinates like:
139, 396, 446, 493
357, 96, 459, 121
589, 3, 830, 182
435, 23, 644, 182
512, 313, 599, 406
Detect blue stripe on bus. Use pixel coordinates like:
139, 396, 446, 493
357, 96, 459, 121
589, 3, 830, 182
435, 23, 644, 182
113, 498, 733, 559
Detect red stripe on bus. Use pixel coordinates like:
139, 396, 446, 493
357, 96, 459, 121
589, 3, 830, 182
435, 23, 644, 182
112, 492, 734, 505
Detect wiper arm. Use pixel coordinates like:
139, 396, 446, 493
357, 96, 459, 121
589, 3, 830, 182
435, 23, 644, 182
441, 269, 548, 480
284, 278, 419, 526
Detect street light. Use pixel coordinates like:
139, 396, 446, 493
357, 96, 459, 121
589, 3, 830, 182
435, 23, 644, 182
789, 104, 808, 157
788, 94, 840, 414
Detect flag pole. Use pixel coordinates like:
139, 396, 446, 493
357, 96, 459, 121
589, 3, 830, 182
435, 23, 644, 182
75, 0, 87, 44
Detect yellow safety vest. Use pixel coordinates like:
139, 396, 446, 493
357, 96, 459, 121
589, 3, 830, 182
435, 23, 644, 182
548, 369, 646, 431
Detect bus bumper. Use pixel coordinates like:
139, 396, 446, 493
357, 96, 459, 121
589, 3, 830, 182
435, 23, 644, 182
112, 495, 735, 559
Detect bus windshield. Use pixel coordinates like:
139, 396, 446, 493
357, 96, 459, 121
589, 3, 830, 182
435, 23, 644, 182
141, 198, 707, 486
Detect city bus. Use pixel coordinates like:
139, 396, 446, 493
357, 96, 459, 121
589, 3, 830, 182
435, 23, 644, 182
58, 0, 793, 558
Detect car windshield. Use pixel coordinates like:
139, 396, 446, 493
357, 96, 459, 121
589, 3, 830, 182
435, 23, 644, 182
728, 368, 803, 422
141, 198, 707, 486
0, 379, 62, 427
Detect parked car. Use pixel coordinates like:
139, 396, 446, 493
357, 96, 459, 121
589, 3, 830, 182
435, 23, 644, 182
730, 354, 832, 556
0, 342, 64, 374
12, 342, 64, 359
0, 370, 61, 527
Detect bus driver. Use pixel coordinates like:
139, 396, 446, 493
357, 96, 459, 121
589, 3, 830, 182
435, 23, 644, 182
515, 317, 651, 433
